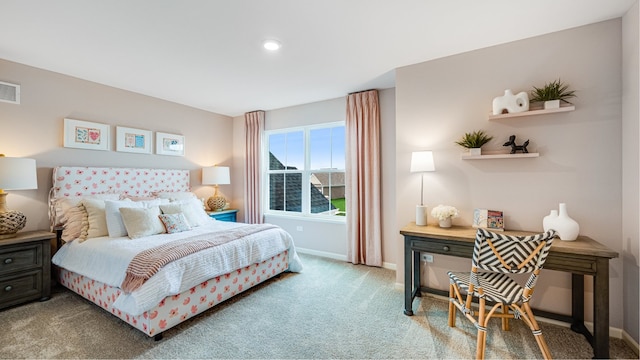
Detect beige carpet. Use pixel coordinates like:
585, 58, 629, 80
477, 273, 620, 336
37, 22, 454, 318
0, 254, 637, 359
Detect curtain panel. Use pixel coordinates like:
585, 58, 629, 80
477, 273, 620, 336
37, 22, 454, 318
244, 111, 265, 224
345, 90, 382, 266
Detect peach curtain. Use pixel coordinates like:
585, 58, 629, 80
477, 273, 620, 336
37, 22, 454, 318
345, 90, 382, 266
244, 111, 265, 224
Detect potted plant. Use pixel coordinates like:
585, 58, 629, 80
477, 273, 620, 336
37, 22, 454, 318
455, 130, 493, 155
530, 79, 576, 109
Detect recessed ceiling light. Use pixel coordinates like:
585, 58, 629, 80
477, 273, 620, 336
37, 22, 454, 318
263, 39, 282, 51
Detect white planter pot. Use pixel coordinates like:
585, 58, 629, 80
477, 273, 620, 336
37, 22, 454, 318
544, 100, 560, 109
469, 148, 482, 156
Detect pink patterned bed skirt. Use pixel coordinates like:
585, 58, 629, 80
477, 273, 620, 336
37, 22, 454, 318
56, 250, 289, 338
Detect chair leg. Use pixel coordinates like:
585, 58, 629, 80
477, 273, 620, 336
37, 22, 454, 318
522, 302, 552, 360
501, 304, 510, 331
448, 284, 456, 327
475, 296, 487, 360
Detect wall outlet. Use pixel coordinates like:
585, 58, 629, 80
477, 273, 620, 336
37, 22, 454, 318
421, 253, 434, 263
296, 226, 303, 232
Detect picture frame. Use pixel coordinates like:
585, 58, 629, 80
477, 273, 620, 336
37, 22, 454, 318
63, 118, 110, 151
116, 126, 152, 154
156, 132, 185, 156
473, 208, 505, 231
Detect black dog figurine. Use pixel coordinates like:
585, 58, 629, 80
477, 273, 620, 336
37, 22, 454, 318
503, 135, 529, 154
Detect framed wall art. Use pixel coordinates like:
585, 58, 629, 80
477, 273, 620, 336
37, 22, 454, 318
63, 118, 110, 151
116, 126, 152, 154
156, 132, 185, 156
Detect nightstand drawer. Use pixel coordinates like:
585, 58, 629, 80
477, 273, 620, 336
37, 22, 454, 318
208, 209, 238, 222
0, 243, 42, 276
0, 270, 43, 308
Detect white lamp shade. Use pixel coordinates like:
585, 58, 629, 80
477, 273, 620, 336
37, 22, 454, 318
0, 157, 38, 190
202, 166, 230, 185
410, 151, 435, 173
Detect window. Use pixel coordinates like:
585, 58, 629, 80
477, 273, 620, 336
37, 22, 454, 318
265, 122, 345, 218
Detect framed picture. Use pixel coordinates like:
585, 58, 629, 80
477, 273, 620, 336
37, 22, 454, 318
63, 118, 110, 151
156, 132, 185, 156
116, 126, 152, 154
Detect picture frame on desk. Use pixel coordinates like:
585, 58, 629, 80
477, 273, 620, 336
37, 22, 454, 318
473, 208, 504, 231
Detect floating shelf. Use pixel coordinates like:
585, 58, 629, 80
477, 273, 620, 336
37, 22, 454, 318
461, 151, 539, 160
488, 105, 575, 120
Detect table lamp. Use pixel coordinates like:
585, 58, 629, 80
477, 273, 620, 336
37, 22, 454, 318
202, 166, 230, 211
410, 151, 435, 226
0, 155, 38, 239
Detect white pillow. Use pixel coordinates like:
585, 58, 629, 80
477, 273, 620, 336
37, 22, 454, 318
119, 206, 165, 239
53, 193, 120, 226
104, 199, 138, 237
160, 198, 210, 227
81, 198, 110, 239
154, 191, 196, 201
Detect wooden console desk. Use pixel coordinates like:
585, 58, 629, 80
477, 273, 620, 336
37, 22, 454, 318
400, 223, 618, 359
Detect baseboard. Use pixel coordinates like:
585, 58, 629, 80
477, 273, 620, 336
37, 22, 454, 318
295, 248, 396, 270
295, 247, 346, 261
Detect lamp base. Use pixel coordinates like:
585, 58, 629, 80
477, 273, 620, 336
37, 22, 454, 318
416, 205, 427, 226
0, 210, 27, 239
207, 196, 227, 212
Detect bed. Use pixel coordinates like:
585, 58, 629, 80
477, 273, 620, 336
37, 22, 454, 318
49, 166, 302, 340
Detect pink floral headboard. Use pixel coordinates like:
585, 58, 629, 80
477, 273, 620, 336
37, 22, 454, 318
51, 166, 191, 198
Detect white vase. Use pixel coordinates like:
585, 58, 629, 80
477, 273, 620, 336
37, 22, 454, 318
438, 217, 452, 228
542, 210, 558, 232
545, 203, 579, 241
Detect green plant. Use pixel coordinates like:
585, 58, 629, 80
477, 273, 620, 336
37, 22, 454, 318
530, 79, 576, 104
455, 130, 493, 149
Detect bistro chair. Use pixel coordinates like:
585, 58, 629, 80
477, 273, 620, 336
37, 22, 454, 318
447, 228, 556, 359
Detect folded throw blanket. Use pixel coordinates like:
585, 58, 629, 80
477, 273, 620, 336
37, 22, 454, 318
121, 224, 278, 293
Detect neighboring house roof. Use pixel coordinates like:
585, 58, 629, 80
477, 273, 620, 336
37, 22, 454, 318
311, 172, 345, 187
269, 152, 336, 213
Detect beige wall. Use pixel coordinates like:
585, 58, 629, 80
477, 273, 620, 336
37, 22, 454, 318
622, 1, 639, 344
396, 19, 628, 328
0, 59, 234, 233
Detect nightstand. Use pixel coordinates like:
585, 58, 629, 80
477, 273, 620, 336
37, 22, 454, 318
0, 230, 55, 310
207, 209, 238, 222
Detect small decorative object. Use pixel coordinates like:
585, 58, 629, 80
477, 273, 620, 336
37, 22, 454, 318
473, 208, 504, 231
202, 166, 231, 211
410, 151, 435, 226
63, 118, 110, 151
156, 132, 185, 156
503, 135, 530, 154
455, 130, 493, 155
492, 89, 530, 115
543, 203, 579, 241
0, 155, 38, 239
431, 205, 459, 228
530, 79, 576, 109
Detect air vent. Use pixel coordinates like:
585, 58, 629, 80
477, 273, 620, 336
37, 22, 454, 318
0, 81, 20, 104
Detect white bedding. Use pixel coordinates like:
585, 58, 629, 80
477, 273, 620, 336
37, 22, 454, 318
52, 220, 303, 315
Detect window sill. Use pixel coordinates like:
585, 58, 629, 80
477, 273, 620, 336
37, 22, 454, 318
264, 213, 346, 224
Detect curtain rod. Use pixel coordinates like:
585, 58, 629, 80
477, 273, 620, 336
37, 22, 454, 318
348, 89, 377, 95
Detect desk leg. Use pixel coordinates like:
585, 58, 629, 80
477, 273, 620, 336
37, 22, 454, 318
413, 251, 421, 298
570, 273, 585, 333
593, 258, 610, 359
404, 237, 413, 316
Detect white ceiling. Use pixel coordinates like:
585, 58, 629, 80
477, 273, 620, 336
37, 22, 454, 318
1, 0, 635, 117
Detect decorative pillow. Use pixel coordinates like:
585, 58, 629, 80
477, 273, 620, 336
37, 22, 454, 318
119, 206, 165, 239
60, 203, 88, 242
81, 198, 110, 239
158, 213, 192, 234
53, 193, 120, 226
120, 194, 157, 201
160, 198, 210, 227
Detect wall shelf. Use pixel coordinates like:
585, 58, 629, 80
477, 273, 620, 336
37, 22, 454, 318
488, 105, 575, 120
461, 151, 539, 160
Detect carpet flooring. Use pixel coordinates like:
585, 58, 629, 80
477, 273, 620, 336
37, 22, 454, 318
0, 253, 637, 359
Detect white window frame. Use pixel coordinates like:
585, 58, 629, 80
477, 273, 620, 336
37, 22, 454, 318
263, 121, 345, 221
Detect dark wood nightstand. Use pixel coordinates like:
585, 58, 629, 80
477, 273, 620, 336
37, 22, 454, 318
207, 209, 238, 222
0, 230, 55, 310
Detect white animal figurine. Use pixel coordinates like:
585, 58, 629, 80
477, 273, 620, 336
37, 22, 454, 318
492, 89, 529, 115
